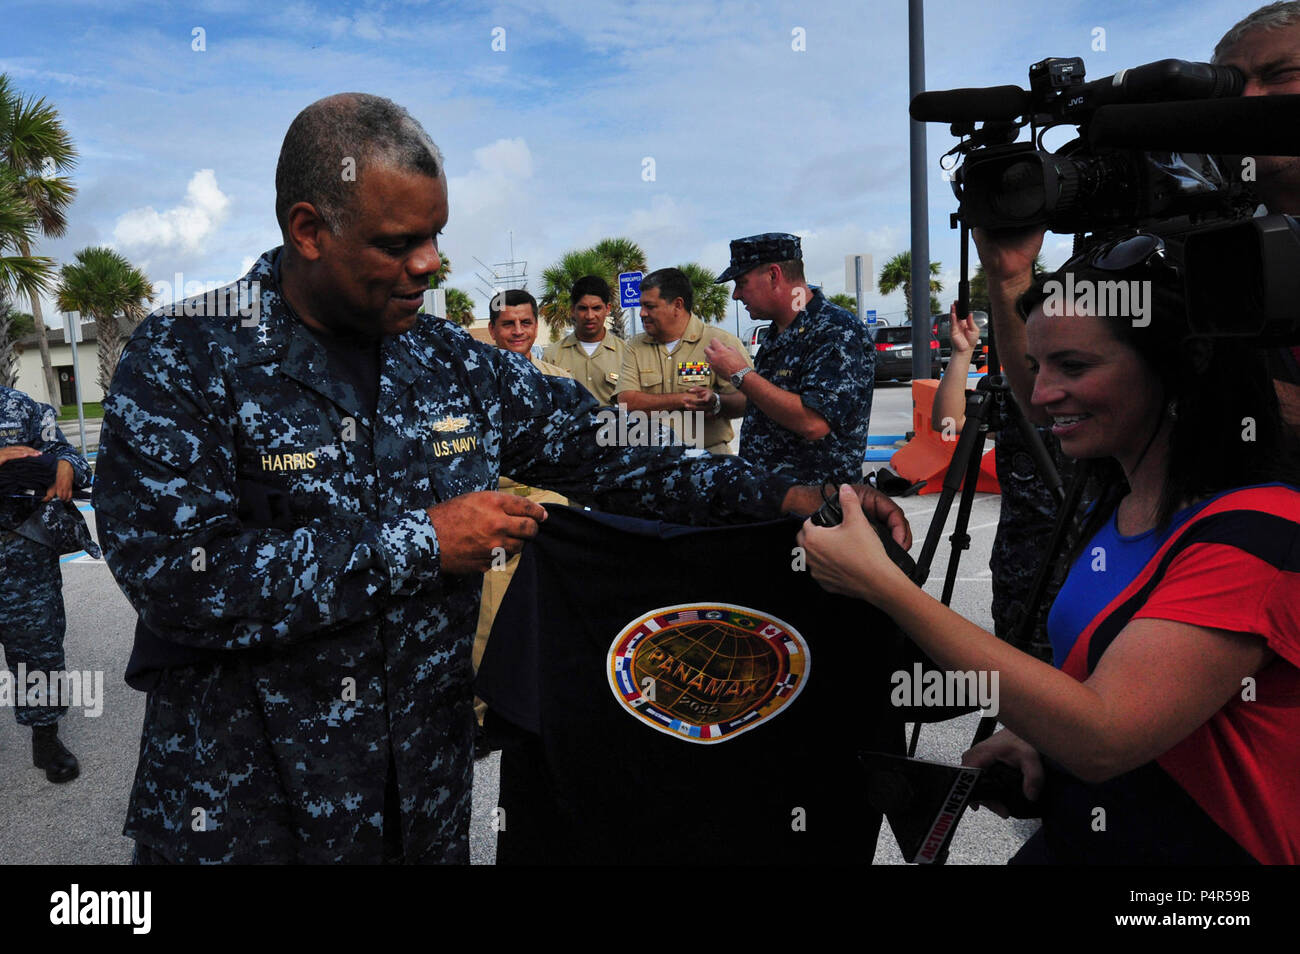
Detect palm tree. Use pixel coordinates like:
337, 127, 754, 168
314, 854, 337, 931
444, 287, 475, 327
829, 292, 859, 315
0, 290, 19, 388
428, 253, 452, 288
55, 247, 152, 396
539, 238, 647, 341
878, 251, 942, 323
0, 74, 78, 405
419, 252, 474, 325
592, 238, 646, 339
0, 167, 53, 304
968, 258, 1044, 315
0, 290, 34, 389
676, 262, 729, 324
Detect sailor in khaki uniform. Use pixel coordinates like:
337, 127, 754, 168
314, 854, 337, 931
614, 267, 752, 455
542, 275, 626, 405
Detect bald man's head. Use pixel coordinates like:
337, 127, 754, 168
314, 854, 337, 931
274, 93, 445, 241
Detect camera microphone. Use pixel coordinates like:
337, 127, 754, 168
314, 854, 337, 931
909, 85, 1030, 123
1087, 94, 1300, 155
913, 60, 1242, 128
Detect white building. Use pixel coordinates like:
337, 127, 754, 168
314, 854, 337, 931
13, 318, 114, 406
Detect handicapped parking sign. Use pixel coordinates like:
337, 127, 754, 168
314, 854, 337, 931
619, 271, 643, 308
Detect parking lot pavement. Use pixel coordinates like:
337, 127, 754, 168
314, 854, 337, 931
0, 511, 139, 865
875, 375, 1033, 860
873, 491, 1035, 864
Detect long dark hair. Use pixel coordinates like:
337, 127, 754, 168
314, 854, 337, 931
1021, 259, 1300, 542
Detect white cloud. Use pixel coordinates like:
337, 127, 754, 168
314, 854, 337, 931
22, 0, 1258, 327
475, 138, 534, 180
0, 60, 108, 89
697, 238, 734, 276
112, 169, 231, 254
1046, 238, 1076, 270
624, 193, 686, 239
442, 138, 540, 291
794, 223, 904, 295
448, 138, 533, 218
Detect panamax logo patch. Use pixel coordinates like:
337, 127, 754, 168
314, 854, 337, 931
607, 602, 809, 744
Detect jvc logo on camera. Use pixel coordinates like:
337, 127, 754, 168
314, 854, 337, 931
49, 884, 151, 934
1040, 274, 1152, 327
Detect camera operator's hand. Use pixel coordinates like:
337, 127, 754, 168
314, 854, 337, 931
971, 226, 1050, 425
948, 300, 980, 355
849, 483, 912, 550
972, 226, 1045, 283
427, 491, 548, 574
797, 484, 911, 603
962, 728, 1044, 817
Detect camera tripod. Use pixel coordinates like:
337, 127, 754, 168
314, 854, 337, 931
901, 222, 1090, 753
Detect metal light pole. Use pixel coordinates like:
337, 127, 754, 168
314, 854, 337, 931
909, 0, 932, 379
854, 256, 866, 321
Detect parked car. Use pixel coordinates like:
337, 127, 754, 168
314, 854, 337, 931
746, 323, 770, 359
932, 310, 989, 368
872, 324, 941, 383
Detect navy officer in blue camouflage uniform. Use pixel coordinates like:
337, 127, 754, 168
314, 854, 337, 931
706, 234, 875, 486
0, 385, 95, 782
92, 94, 911, 864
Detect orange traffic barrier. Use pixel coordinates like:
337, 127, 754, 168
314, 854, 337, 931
890, 380, 1001, 496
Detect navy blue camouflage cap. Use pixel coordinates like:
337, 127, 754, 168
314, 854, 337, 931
715, 233, 802, 283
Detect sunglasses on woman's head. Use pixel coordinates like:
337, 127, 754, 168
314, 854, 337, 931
1062, 232, 1182, 280
1018, 232, 1182, 319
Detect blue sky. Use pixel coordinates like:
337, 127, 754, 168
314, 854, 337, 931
2, 0, 1260, 332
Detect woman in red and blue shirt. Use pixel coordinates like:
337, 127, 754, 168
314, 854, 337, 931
801, 235, 1300, 864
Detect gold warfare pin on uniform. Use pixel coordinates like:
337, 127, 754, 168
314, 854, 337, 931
431, 415, 470, 433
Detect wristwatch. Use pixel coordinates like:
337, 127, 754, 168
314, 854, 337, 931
708, 390, 722, 416
730, 367, 753, 390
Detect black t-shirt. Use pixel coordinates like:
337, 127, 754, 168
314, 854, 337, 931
0, 453, 58, 530
271, 246, 383, 419
476, 505, 913, 865
300, 323, 382, 422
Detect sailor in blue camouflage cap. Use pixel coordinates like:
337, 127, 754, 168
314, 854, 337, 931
0, 385, 97, 783
92, 95, 911, 864
707, 233, 875, 486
